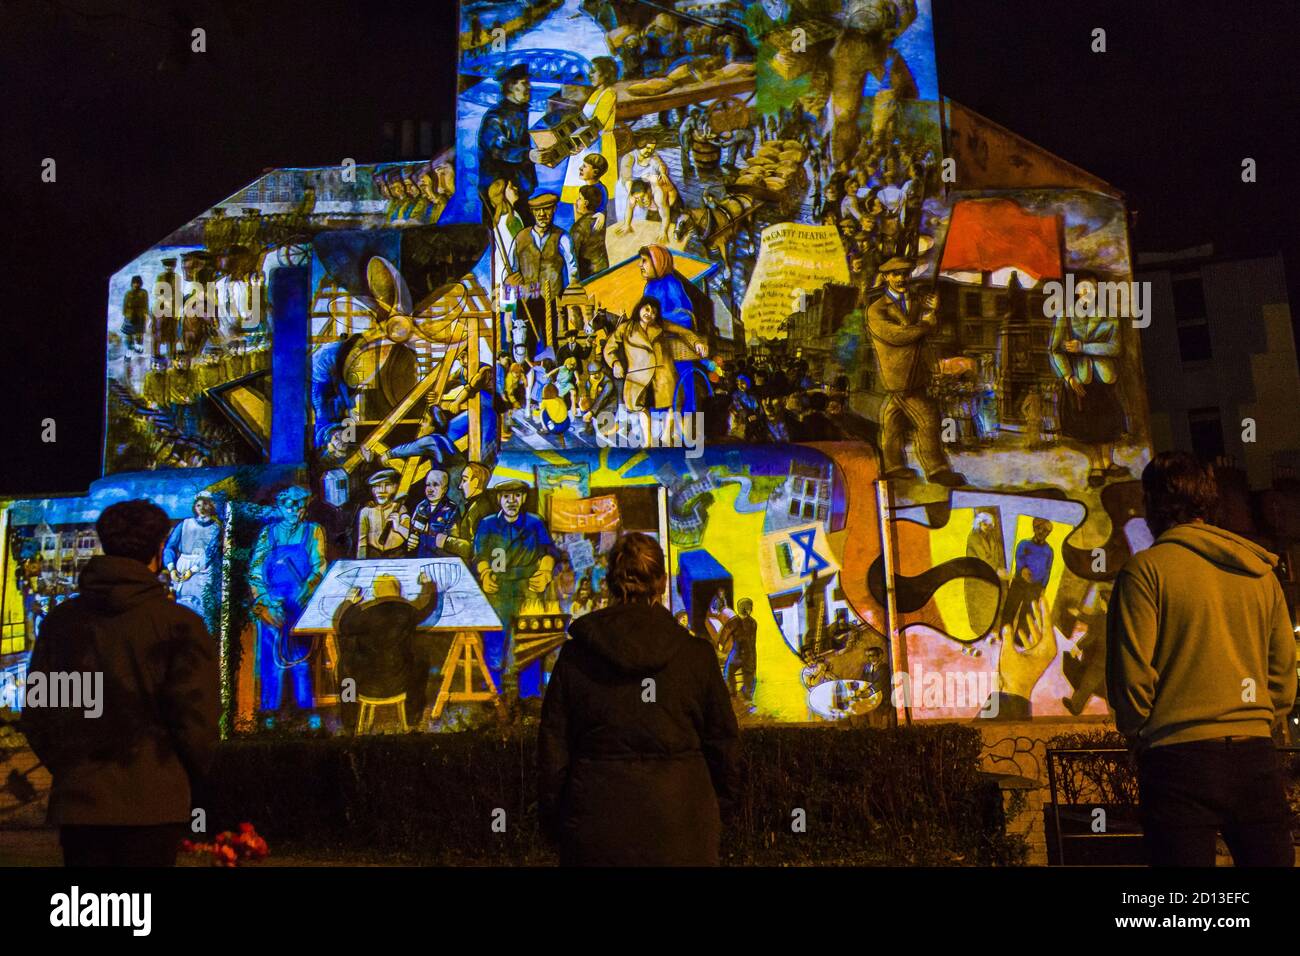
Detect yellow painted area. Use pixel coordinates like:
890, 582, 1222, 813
227, 387, 271, 441
581, 253, 714, 319
689, 482, 807, 721
0, 506, 26, 656
924, 508, 1069, 641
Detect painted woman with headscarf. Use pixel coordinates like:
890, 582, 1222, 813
638, 245, 695, 331
638, 245, 710, 412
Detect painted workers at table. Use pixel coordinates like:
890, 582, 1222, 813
356, 468, 411, 559
473, 479, 558, 698
477, 63, 540, 229
249, 486, 327, 715
408, 468, 459, 559
866, 256, 965, 487
163, 490, 222, 630
333, 570, 439, 731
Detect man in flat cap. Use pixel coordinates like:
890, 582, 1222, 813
866, 256, 965, 486
473, 479, 558, 697
477, 62, 540, 228
506, 191, 579, 357
357, 468, 412, 559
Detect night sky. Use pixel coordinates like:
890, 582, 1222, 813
2, 0, 1296, 496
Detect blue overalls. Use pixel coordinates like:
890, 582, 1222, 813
257, 524, 318, 711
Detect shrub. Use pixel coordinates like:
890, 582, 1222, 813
193, 723, 1024, 866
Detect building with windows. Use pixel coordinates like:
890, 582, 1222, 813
1136, 246, 1300, 489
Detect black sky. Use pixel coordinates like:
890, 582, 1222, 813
2, 0, 1296, 496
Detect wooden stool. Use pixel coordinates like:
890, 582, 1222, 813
357, 693, 409, 734
431, 631, 506, 719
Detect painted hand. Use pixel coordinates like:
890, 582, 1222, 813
997, 597, 1057, 700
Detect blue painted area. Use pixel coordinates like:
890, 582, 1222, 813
270, 267, 310, 465
5, 465, 305, 527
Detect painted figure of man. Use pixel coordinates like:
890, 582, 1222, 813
334, 570, 438, 730
121, 275, 149, 353
507, 192, 579, 355
163, 491, 222, 627
866, 256, 964, 486
1000, 517, 1054, 634
722, 597, 759, 704
408, 468, 458, 558
964, 510, 1005, 638
444, 462, 496, 564
473, 479, 557, 696
356, 468, 411, 559
249, 486, 327, 714
477, 63, 539, 227
829, 0, 919, 165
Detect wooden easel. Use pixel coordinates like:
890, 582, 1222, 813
430, 630, 506, 719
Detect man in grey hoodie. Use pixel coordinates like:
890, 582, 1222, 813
1107, 451, 1297, 866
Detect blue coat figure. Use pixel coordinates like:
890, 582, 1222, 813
477, 63, 537, 225
310, 334, 361, 450
473, 480, 558, 698
408, 469, 459, 558
638, 245, 710, 412
385, 371, 500, 467
249, 486, 327, 714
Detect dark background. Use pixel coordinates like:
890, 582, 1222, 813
2, 0, 1296, 496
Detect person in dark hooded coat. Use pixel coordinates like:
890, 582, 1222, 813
538, 532, 740, 866
21, 499, 220, 867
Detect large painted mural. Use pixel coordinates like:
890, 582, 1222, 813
1, 0, 1151, 733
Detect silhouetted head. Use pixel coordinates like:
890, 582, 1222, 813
96, 499, 171, 567
608, 532, 667, 606
1142, 450, 1219, 539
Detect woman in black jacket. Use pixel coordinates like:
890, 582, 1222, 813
538, 532, 740, 865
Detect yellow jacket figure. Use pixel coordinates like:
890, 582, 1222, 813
603, 296, 707, 411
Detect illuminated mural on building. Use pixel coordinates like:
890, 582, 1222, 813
0, 0, 1151, 733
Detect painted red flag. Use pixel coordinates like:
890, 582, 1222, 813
939, 199, 1063, 281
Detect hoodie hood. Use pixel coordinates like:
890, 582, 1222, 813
1157, 522, 1277, 577
568, 603, 691, 674
77, 555, 168, 613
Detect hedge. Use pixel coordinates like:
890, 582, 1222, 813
193, 723, 1025, 866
